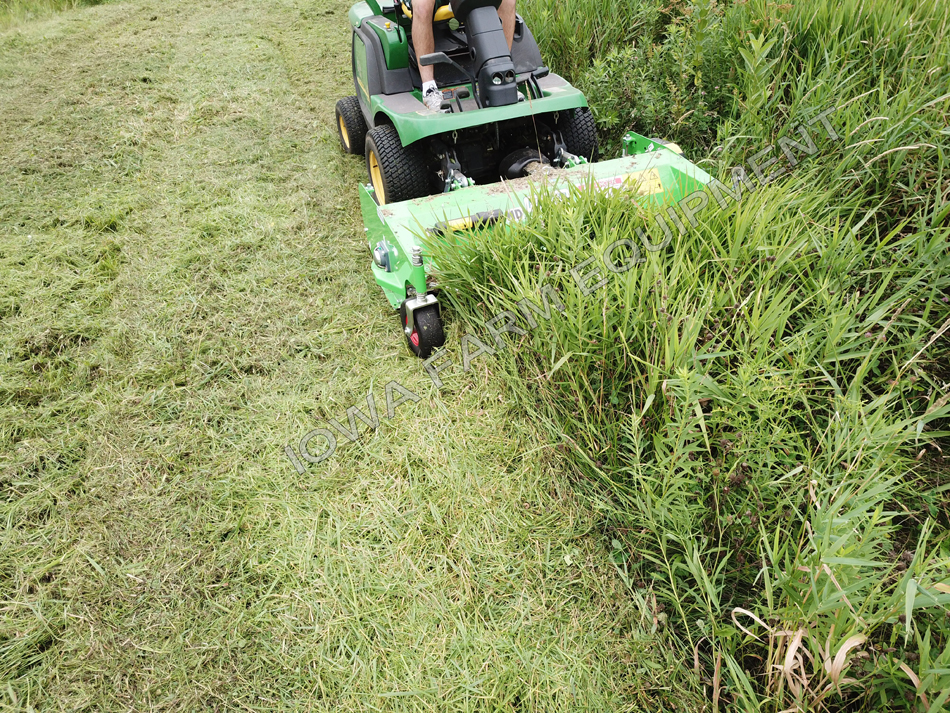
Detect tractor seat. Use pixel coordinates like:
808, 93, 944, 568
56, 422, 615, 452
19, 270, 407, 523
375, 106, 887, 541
399, 0, 503, 23
399, 1, 455, 22
448, 0, 503, 21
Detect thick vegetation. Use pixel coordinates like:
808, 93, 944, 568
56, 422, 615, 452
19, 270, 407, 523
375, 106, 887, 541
2, 0, 947, 709
432, 0, 950, 709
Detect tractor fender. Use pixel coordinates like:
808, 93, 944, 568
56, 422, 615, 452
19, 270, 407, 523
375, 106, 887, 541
367, 73, 590, 147
353, 21, 413, 126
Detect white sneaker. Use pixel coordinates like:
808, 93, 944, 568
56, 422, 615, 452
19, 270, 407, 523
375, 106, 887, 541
424, 87, 444, 112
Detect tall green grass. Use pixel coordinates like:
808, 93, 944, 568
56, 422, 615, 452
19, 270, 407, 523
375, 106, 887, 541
521, 0, 743, 154
0, 0, 104, 29
434, 0, 950, 708
519, 0, 654, 80
434, 178, 950, 709
721, 0, 950, 232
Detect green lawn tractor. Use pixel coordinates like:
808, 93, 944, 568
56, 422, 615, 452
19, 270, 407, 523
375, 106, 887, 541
337, 0, 712, 358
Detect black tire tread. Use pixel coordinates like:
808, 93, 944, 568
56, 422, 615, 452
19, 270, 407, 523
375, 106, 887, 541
399, 302, 445, 358
365, 124, 429, 204
558, 107, 599, 162
411, 306, 445, 359
336, 95, 368, 155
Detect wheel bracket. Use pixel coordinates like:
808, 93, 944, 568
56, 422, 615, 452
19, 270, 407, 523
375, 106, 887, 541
403, 293, 439, 336
549, 128, 587, 169
437, 144, 475, 193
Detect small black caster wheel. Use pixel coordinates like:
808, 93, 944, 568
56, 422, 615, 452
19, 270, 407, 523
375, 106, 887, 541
399, 301, 445, 359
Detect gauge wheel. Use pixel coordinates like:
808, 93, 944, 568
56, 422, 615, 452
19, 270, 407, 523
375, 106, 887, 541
399, 301, 445, 359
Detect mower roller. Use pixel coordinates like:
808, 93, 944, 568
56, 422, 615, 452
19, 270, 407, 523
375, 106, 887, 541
337, 0, 713, 358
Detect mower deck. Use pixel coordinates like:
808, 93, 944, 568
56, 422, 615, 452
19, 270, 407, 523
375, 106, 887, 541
362, 142, 714, 309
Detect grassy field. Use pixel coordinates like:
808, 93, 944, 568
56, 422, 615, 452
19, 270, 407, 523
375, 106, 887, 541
3, 0, 949, 710
0, 0, 707, 710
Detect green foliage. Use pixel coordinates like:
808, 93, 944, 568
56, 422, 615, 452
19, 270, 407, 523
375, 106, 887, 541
522, 0, 746, 156
579, 1, 737, 155
519, 0, 656, 81
433, 0, 950, 706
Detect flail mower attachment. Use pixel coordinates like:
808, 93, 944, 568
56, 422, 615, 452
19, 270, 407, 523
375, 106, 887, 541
361, 135, 712, 357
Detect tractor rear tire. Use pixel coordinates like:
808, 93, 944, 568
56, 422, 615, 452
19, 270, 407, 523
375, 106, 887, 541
365, 125, 429, 205
558, 107, 599, 162
336, 96, 368, 155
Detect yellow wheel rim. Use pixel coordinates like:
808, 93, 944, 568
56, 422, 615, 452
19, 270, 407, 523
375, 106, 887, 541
339, 115, 350, 150
369, 148, 386, 205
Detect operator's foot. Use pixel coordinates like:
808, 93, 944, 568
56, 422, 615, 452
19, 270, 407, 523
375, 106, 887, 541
424, 87, 445, 112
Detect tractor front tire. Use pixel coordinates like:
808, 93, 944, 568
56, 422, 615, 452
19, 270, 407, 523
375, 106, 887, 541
336, 96, 368, 155
558, 107, 599, 162
365, 125, 429, 205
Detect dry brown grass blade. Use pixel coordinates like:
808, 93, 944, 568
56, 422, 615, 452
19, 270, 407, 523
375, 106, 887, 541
898, 661, 931, 710
824, 624, 835, 667
781, 629, 806, 698
732, 607, 770, 640
713, 652, 722, 713
824, 633, 866, 691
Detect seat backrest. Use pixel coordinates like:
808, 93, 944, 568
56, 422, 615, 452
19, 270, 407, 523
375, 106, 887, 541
449, 0, 502, 22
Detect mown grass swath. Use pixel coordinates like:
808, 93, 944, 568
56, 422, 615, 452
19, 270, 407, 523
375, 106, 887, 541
2, 0, 719, 707
434, 0, 950, 708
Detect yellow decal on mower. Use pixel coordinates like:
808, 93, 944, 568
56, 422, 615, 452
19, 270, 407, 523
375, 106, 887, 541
429, 207, 527, 236
595, 168, 664, 196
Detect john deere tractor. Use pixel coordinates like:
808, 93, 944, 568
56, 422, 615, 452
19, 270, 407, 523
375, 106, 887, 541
337, 0, 711, 357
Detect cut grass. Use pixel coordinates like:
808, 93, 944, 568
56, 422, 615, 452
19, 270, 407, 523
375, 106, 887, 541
0, 0, 702, 709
